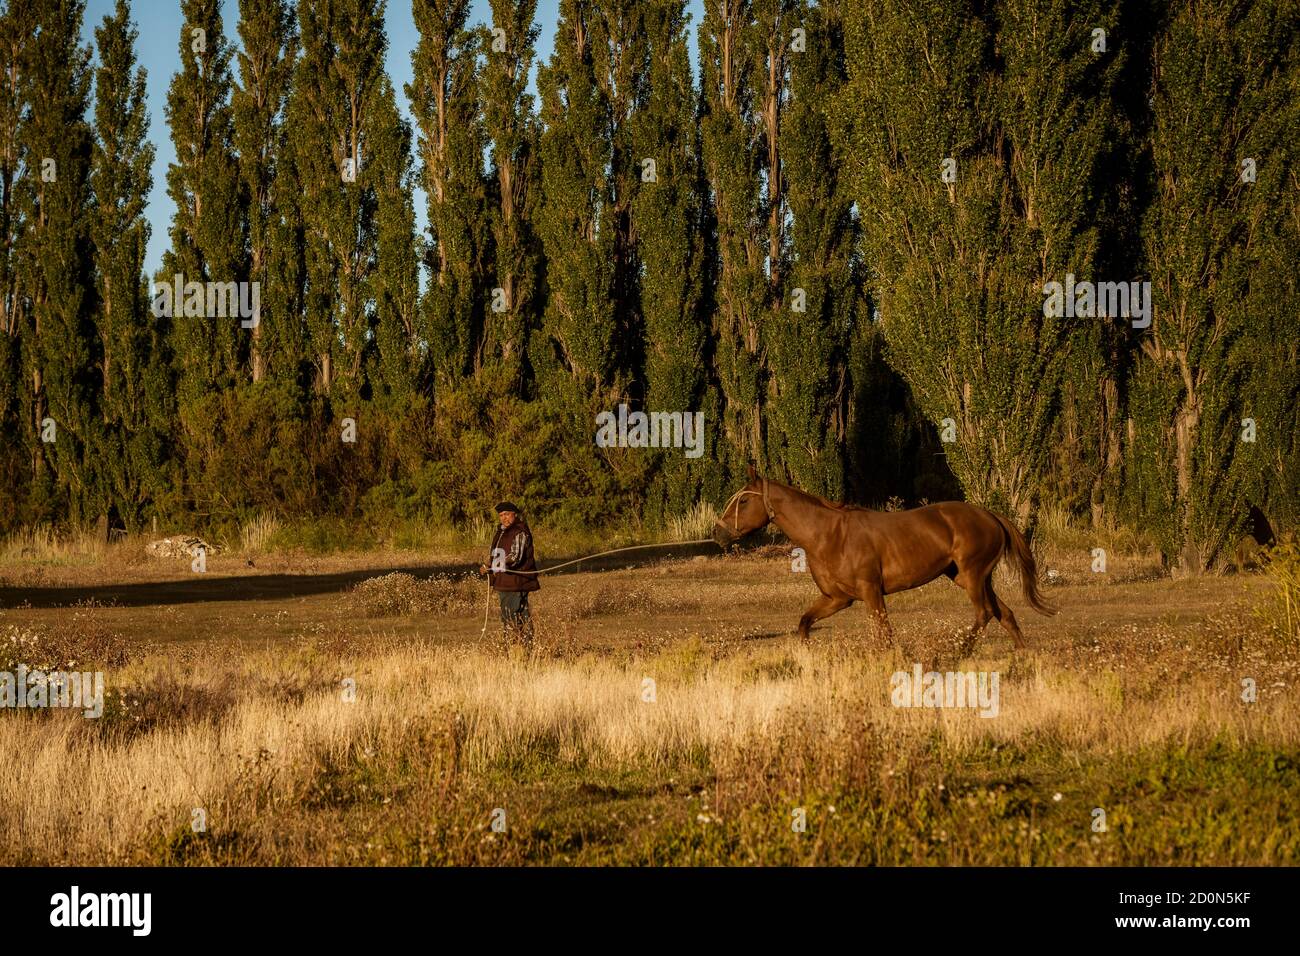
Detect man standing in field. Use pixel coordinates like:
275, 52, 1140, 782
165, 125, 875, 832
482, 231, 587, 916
479, 502, 539, 646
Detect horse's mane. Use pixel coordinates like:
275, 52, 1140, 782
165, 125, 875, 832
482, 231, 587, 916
818, 497, 870, 512
784, 484, 870, 512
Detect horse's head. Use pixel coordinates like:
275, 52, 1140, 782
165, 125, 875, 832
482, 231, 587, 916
713, 464, 775, 548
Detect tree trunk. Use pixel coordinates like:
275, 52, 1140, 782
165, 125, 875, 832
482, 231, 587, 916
1091, 374, 1119, 527
1172, 388, 1204, 575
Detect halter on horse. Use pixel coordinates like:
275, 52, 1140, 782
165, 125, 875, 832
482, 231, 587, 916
719, 476, 776, 535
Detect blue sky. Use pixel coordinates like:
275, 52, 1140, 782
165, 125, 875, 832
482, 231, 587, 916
81, 0, 706, 277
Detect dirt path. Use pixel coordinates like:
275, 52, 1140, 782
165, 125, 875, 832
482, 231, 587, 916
0, 547, 1270, 653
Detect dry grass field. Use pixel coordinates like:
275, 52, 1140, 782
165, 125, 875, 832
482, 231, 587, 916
1, 533, 1298, 866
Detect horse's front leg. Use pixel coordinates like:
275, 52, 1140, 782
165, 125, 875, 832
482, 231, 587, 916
797, 592, 853, 641
858, 581, 894, 647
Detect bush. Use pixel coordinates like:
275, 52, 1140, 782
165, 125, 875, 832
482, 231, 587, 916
1260, 540, 1300, 642
345, 572, 481, 617
0, 618, 131, 673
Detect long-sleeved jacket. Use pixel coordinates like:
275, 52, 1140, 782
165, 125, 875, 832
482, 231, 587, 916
488, 518, 540, 592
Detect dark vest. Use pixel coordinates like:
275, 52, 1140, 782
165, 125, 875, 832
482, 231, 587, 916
489, 519, 540, 592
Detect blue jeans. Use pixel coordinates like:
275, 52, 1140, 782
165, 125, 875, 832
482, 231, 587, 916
498, 591, 533, 644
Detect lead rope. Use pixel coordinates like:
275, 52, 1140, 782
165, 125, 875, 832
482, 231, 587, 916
481, 528, 503, 635
479, 538, 717, 635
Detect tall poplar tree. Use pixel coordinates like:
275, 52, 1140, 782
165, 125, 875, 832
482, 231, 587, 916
766, 0, 856, 499
407, 0, 488, 389
232, 0, 297, 384
996, 0, 1141, 529
371, 67, 420, 403
16, 0, 97, 520
699, 0, 767, 474
532, 0, 619, 517
481, 0, 543, 393
161, 0, 244, 406
1133, 0, 1300, 571
289, 0, 412, 400
835, 0, 1128, 525
536, 0, 616, 411
0, 2, 32, 527
90, 0, 164, 528
631, 0, 715, 517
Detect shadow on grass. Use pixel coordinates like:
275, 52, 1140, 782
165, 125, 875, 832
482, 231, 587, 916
0, 540, 723, 609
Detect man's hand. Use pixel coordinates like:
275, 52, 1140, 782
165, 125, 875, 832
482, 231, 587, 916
479, 564, 489, 576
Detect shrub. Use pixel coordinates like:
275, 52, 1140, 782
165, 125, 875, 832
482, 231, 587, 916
346, 572, 481, 617
1260, 540, 1300, 642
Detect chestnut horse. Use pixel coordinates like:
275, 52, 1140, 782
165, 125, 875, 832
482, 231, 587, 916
713, 466, 1056, 648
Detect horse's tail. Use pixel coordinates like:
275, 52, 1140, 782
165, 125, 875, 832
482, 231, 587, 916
992, 512, 1058, 616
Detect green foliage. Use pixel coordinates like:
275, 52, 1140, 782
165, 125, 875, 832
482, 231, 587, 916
835, 0, 1135, 527
481, 0, 544, 394
161, 0, 244, 403
766, 0, 855, 499
90, 0, 165, 531
288, 0, 414, 401
16, 0, 97, 522
0, 0, 1293, 568
631, 0, 718, 520
535, 0, 621, 407
232, 0, 297, 385
407, 0, 488, 389
0, 4, 36, 528
698, 0, 768, 473
1134, 0, 1300, 571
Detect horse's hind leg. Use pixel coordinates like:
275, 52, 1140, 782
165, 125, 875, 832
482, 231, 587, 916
797, 593, 853, 641
956, 570, 995, 657
986, 581, 1026, 649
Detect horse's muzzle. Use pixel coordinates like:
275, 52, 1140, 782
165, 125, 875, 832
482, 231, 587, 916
712, 523, 737, 550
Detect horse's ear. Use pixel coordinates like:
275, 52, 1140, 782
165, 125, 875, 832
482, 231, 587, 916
746, 463, 758, 482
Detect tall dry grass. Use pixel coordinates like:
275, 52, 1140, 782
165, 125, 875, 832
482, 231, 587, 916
239, 514, 282, 555
666, 501, 718, 542
1260, 540, 1300, 643
1, 525, 108, 564
2, 612, 1297, 865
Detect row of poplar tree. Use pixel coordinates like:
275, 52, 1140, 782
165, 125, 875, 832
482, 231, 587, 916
0, 0, 1295, 573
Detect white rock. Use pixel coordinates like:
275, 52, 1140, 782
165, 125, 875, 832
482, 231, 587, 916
145, 536, 221, 559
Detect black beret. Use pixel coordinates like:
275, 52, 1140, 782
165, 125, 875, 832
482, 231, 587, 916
494, 501, 520, 514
